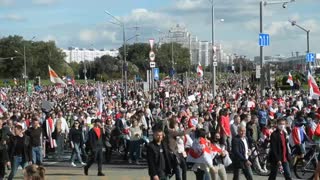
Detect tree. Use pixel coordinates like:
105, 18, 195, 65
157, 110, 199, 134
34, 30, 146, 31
0, 36, 66, 79
157, 43, 190, 74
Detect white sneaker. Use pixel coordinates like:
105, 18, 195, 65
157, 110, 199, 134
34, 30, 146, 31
71, 162, 76, 167
81, 162, 87, 166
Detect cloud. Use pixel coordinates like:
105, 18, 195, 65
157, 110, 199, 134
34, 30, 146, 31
32, 0, 57, 5
122, 8, 177, 29
79, 29, 118, 43
42, 34, 57, 42
0, 14, 26, 22
0, 0, 14, 6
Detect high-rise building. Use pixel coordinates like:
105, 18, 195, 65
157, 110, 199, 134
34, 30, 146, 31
160, 24, 229, 67
62, 47, 119, 63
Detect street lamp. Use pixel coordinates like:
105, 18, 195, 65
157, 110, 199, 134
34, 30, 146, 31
208, 0, 217, 97
105, 10, 128, 99
259, 0, 295, 97
288, 20, 310, 72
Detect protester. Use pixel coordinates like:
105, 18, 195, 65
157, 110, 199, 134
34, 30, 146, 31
84, 119, 105, 176
268, 118, 292, 180
7, 122, 32, 180
231, 125, 253, 180
69, 120, 86, 167
26, 116, 43, 165
211, 132, 228, 180
0, 118, 10, 180
147, 128, 172, 180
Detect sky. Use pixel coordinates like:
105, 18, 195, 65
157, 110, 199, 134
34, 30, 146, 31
0, 0, 319, 59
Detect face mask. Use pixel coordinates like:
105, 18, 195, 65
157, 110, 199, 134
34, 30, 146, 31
278, 125, 285, 131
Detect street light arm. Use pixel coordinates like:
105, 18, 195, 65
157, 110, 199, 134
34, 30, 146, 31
105, 10, 123, 24
264, 0, 295, 5
289, 20, 309, 33
126, 34, 140, 43
294, 24, 309, 33
107, 20, 122, 26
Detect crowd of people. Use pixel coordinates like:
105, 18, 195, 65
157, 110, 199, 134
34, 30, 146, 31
0, 74, 319, 180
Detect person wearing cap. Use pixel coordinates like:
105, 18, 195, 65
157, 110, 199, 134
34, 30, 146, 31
84, 118, 105, 176
7, 122, 32, 180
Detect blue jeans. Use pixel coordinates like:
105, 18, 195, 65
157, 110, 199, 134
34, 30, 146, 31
71, 143, 83, 163
8, 156, 27, 180
32, 146, 43, 165
129, 140, 142, 161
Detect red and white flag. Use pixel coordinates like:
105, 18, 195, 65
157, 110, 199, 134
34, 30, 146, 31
48, 65, 66, 86
286, 72, 294, 87
308, 71, 320, 99
0, 91, 7, 101
0, 103, 7, 116
197, 63, 203, 77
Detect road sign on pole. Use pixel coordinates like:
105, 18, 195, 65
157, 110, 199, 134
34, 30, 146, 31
150, 62, 156, 68
149, 51, 155, 61
306, 53, 315, 62
153, 68, 159, 81
259, 33, 270, 46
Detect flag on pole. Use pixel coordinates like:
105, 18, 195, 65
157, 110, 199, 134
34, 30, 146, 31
308, 71, 320, 99
286, 72, 294, 86
0, 91, 7, 101
48, 65, 67, 86
96, 83, 104, 119
197, 63, 203, 77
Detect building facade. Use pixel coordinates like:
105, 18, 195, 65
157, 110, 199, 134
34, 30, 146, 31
62, 47, 119, 63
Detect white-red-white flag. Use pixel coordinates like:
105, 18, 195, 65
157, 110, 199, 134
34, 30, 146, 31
308, 71, 320, 99
48, 65, 66, 86
0, 91, 7, 101
197, 63, 203, 77
286, 72, 294, 87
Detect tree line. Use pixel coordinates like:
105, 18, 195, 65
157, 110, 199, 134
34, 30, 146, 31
0, 36, 191, 81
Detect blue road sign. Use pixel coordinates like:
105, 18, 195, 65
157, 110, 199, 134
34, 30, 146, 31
259, 33, 270, 46
306, 53, 315, 62
154, 68, 159, 81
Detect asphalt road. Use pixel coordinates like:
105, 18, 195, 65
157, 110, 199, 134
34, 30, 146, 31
9, 160, 296, 180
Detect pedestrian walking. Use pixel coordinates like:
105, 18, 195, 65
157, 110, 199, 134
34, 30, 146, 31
69, 120, 86, 167
268, 118, 292, 180
83, 119, 105, 176
147, 128, 173, 180
7, 122, 32, 180
231, 125, 253, 180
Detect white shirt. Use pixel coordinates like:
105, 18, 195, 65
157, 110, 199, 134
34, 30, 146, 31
241, 137, 249, 160
54, 117, 69, 134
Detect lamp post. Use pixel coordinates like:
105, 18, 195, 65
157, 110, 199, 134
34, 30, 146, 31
289, 20, 310, 72
15, 46, 27, 92
259, 0, 295, 97
208, 0, 216, 97
105, 10, 127, 99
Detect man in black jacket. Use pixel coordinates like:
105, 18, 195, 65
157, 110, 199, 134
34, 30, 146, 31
147, 128, 172, 180
0, 118, 11, 180
8, 122, 32, 180
84, 119, 105, 176
232, 125, 253, 180
268, 118, 292, 180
